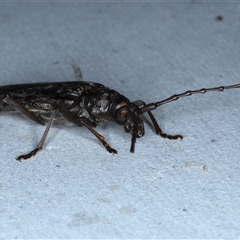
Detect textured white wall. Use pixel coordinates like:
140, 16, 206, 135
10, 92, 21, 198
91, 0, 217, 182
1, 2, 240, 238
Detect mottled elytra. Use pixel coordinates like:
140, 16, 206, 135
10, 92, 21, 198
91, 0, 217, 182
0, 67, 239, 160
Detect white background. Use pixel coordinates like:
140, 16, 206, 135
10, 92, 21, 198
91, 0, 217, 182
1, 2, 240, 238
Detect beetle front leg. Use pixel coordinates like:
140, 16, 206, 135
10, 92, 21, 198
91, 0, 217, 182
134, 100, 183, 140
57, 105, 117, 154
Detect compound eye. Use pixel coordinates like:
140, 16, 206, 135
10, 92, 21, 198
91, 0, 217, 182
115, 107, 128, 125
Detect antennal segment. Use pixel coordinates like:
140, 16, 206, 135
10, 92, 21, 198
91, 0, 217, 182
141, 83, 240, 113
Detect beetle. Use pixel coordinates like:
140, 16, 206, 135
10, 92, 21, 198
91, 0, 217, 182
1, 67, 239, 160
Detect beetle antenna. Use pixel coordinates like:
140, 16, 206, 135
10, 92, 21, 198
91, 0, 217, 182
141, 83, 240, 113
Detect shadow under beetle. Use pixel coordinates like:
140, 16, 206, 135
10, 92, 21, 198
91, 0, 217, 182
0, 67, 240, 161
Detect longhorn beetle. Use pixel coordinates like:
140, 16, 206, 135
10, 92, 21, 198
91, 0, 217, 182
0, 67, 239, 161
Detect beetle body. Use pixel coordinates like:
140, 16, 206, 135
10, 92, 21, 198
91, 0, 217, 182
0, 80, 146, 159
1, 72, 240, 160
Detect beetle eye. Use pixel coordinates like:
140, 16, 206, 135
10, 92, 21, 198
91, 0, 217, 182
115, 107, 128, 125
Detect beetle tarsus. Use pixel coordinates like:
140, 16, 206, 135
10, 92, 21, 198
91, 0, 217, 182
16, 147, 42, 161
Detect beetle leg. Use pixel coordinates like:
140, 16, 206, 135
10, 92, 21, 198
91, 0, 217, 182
72, 64, 83, 81
17, 109, 57, 161
80, 119, 117, 154
134, 100, 183, 140
3, 95, 45, 125
57, 105, 117, 154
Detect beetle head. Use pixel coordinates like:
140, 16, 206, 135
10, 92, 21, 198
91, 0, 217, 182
111, 99, 144, 152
